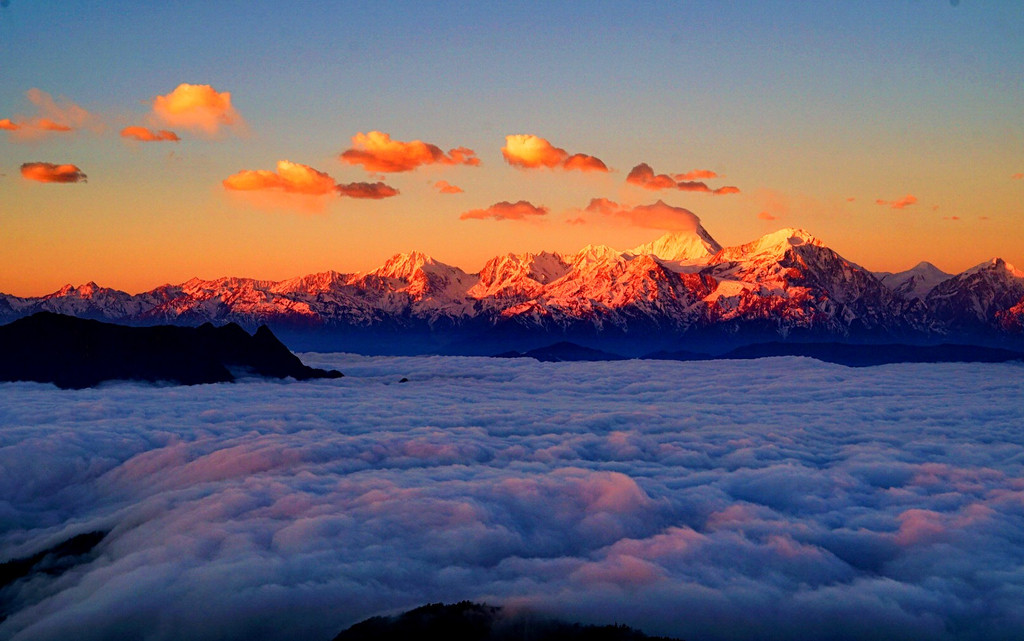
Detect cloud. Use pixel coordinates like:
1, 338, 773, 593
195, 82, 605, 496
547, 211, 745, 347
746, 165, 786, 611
875, 195, 918, 210
1, 357, 1023, 641
120, 126, 180, 142
758, 211, 778, 221
3, 89, 96, 139
582, 198, 701, 231
626, 163, 738, 194
501, 135, 609, 172
1012, 173, 1023, 180
336, 181, 400, 199
433, 180, 463, 194
340, 131, 480, 172
152, 83, 243, 135
223, 160, 337, 195
20, 162, 87, 183
460, 200, 548, 221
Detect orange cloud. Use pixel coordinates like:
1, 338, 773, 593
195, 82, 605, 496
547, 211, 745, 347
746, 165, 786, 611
0, 118, 18, 130
434, 180, 463, 194
340, 131, 480, 172
20, 162, 87, 183
460, 200, 548, 221
223, 160, 337, 195
120, 126, 180, 142
336, 181, 399, 199
758, 211, 778, 221
627, 163, 738, 195
1012, 173, 1023, 180
583, 198, 701, 231
876, 194, 918, 209
501, 134, 609, 172
152, 84, 243, 135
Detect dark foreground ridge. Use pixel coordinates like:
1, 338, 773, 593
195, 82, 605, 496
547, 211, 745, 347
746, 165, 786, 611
0, 312, 343, 389
332, 601, 683, 641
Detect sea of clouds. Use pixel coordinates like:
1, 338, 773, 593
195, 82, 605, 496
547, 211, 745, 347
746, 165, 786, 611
1, 354, 1023, 641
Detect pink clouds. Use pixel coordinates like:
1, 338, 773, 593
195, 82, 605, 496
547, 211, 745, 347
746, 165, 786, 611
876, 194, 918, 209
460, 200, 548, 221
120, 126, 180, 142
20, 162, 87, 183
340, 131, 480, 172
433, 180, 463, 194
583, 198, 701, 231
626, 163, 738, 194
223, 161, 337, 195
152, 84, 243, 135
223, 161, 399, 204
336, 181, 400, 199
501, 134, 609, 172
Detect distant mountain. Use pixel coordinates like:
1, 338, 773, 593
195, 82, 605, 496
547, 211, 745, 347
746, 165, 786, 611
0, 312, 343, 388
496, 341, 628, 362
332, 601, 682, 641
2, 222, 1022, 355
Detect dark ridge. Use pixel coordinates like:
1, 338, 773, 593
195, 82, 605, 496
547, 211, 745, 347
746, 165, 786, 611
0, 312, 343, 389
332, 601, 683, 641
494, 341, 628, 362
717, 341, 1024, 367
0, 530, 108, 622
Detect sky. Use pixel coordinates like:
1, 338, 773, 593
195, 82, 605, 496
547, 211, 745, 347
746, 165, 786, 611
2, 355, 1024, 640
1, 1, 1022, 297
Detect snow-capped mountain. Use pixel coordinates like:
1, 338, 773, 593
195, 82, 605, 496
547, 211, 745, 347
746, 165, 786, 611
876, 262, 952, 301
2, 223, 1022, 354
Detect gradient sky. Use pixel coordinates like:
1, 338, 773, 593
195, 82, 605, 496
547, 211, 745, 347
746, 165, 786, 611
2, 1, 1022, 296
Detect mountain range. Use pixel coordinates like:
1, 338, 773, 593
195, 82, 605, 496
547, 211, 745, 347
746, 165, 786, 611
3, 215, 1023, 355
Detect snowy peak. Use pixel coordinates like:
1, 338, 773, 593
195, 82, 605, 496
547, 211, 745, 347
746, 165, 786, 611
372, 251, 440, 281
271, 271, 348, 295
572, 244, 625, 268
877, 262, 952, 301
470, 252, 570, 300
715, 228, 821, 263
631, 225, 722, 263
964, 258, 1024, 280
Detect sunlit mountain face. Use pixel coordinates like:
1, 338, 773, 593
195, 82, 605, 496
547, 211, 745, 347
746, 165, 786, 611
3, 225, 1022, 355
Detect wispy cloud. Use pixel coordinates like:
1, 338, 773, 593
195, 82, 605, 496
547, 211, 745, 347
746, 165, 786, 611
20, 162, 87, 183
2, 89, 96, 140
460, 200, 548, 221
501, 135, 609, 172
433, 180, 463, 194
876, 194, 918, 209
340, 131, 479, 172
120, 126, 180, 142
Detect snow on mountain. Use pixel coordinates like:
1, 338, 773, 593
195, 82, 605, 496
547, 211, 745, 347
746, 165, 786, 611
631, 226, 723, 264
877, 262, 952, 301
2, 225, 1022, 351
926, 258, 1024, 331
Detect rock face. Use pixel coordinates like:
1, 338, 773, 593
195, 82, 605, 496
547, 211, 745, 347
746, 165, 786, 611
332, 601, 682, 641
2, 223, 1023, 355
0, 312, 343, 389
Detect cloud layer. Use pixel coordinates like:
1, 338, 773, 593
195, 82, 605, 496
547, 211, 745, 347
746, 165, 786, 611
2, 357, 1023, 641
340, 131, 479, 172
20, 162, 87, 183
502, 135, 609, 172
460, 200, 549, 221
119, 126, 180, 142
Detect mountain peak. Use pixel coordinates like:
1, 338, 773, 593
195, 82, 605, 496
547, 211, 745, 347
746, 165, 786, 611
632, 225, 722, 263
374, 251, 439, 280
715, 227, 822, 262
966, 258, 1024, 279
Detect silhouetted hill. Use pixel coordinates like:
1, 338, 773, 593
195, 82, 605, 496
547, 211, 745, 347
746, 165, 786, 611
0, 312, 343, 389
495, 341, 628, 362
332, 601, 682, 641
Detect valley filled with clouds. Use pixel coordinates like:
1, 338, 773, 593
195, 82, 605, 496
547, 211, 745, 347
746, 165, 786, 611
2, 355, 1023, 640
